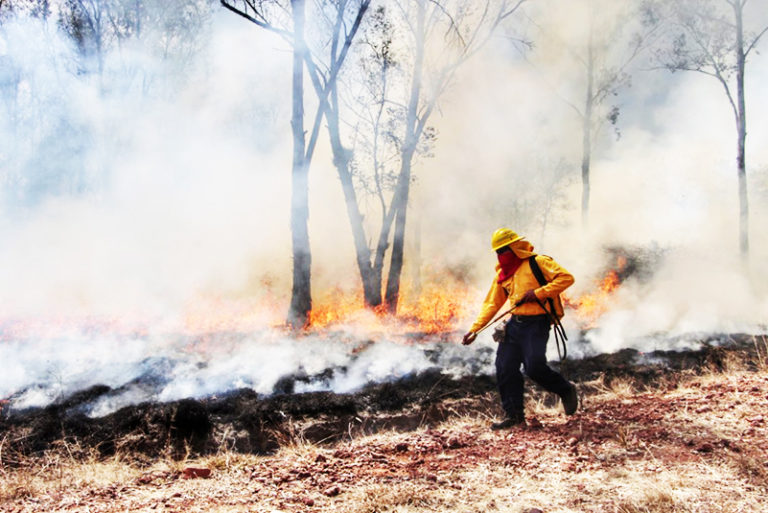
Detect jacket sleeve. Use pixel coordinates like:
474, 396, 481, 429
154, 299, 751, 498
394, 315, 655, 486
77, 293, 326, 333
534, 255, 575, 300
469, 277, 508, 333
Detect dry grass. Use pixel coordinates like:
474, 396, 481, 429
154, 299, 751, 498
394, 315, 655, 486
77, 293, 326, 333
2, 366, 768, 513
0, 441, 142, 503
752, 334, 768, 371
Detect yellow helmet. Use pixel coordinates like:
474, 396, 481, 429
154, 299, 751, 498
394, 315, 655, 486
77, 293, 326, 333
491, 228, 523, 251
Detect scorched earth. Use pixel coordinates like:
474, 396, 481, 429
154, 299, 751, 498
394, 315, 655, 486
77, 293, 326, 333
2, 339, 767, 513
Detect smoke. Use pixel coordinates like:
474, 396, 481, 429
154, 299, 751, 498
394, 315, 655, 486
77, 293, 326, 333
418, 0, 768, 353
1, 1, 767, 414
3, 325, 492, 416
0, 8, 296, 319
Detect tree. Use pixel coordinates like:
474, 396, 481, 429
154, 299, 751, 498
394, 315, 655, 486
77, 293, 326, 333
0, 0, 51, 21
526, 0, 654, 226
60, 0, 112, 75
0, 1, 213, 208
645, 0, 768, 256
58, 0, 211, 80
340, 4, 421, 308
220, 0, 370, 327
335, 0, 526, 313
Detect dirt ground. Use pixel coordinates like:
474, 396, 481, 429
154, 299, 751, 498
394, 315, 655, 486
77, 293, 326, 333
3, 349, 768, 513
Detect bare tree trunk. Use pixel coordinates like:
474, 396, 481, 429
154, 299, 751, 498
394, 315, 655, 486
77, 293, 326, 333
288, 0, 311, 327
581, 35, 594, 227
733, 1, 749, 257
368, 64, 394, 308
384, 0, 425, 314
318, 1, 376, 306
372, 206, 397, 305
384, 149, 414, 312
409, 203, 422, 298
325, 91, 379, 305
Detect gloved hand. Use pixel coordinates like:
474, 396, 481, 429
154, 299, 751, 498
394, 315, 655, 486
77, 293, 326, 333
462, 331, 477, 345
518, 289, 539, 304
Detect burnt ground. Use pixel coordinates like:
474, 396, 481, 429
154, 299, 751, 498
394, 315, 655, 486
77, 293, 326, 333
0, 333, 765, 462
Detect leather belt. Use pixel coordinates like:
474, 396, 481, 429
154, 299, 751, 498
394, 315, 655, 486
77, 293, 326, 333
510, 314, 549, 323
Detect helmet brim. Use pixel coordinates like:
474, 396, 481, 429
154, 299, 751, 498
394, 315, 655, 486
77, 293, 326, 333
491, 234, 524, 251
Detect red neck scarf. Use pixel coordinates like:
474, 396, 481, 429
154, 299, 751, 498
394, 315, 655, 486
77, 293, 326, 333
497, 251, 523, 283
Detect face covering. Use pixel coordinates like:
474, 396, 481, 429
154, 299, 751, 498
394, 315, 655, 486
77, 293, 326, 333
497, 250, 523, 283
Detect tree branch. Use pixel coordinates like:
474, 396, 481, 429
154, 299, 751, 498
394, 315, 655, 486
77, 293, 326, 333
681, 18, 739, 120
500, 0, 528, 21
331, 0, 371, 76
518, 49, 584, 118
744, 24, 768, 57
303, 0, 371, 161
219, 0, 291, 38
427, 0, 467, 49
521, 9, 588, 69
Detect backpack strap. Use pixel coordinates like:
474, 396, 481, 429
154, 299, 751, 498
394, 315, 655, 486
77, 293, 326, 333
528, 255, 557, 318
528, 255, 568, 361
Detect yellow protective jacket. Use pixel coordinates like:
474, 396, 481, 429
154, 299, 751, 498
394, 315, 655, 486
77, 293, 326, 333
469, 241, 574, 333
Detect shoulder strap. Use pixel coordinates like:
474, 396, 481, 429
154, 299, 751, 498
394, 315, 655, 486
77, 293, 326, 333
528, 255, 568, 361
528, 255, 547, 287
528, 255, 555, 311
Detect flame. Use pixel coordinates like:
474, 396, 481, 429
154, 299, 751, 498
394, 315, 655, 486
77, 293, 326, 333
395, 278, 471, 334
0, 256, 630, 341
307, 272, 472, 335
307, 287, 370, 329
0, 282, 469, 342
564, 255, 627, 327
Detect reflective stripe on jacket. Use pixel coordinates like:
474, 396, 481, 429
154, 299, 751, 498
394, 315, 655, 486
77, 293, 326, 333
469, 255, 574, 333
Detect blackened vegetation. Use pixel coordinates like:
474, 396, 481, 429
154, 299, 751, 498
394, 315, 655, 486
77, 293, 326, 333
0, 334, 764, 462
604, 244, 665, 284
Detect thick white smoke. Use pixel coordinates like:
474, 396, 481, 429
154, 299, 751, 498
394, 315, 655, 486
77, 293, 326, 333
3, 326, 491, 417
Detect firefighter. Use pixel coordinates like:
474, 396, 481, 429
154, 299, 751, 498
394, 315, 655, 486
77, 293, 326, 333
462, 228, 578, 429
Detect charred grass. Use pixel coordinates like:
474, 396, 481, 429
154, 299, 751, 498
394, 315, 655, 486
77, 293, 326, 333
2, 335, 768, 512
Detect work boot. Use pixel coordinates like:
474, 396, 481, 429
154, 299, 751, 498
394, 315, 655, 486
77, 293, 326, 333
561, 384, 578, 415
491, 413, 525, 430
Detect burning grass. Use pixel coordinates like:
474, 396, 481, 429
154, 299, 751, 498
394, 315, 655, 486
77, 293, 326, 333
307, 273, 476, 334
0, 250, 638, 343
2, 340, 768, 512
305, 252, 638, 334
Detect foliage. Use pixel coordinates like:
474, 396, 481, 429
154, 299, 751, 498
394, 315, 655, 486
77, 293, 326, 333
0, 0, 51, 21
57, 0, 213, 73
346, 5, 417, 206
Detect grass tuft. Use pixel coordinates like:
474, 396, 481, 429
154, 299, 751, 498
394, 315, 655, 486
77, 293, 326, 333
615, 487, 691, 513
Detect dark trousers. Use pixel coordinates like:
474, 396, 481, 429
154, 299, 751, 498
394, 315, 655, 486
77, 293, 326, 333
495, 315, 571, 417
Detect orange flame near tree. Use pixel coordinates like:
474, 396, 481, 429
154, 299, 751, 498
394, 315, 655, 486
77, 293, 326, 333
307, 276, 472, 334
